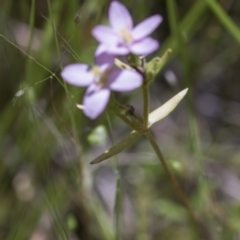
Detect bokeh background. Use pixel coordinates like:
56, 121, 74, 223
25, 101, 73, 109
1, 0, 240, 239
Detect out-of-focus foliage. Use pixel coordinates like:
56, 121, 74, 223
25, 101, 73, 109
1, 0, 240, 239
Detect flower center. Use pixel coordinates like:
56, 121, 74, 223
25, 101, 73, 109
92, 66, 109, 88
92, 66, 101, 77
120, 28, 133, 43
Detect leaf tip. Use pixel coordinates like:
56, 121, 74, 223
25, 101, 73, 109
181, 88, 188, 97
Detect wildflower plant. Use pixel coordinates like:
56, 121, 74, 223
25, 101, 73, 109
61, 0, 198, 231
1, 0, 240, 237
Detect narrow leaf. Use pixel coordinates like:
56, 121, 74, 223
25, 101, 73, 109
90, 131, 141, 164
148, 88, 188, 128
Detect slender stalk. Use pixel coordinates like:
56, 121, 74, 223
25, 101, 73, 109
166, 5, 214, 238
204, 0, 240, 45
144, 131, 198, 226
160, 1, 207, 55
109, 98, 144, 132
112, 110, 143, 132
26, 0, 35, 55
114, 172, 121, 240
106, 114, 122, 240
47, 0, 63, 69
142, 83, 149, 129
47, 0, 84, 188
0, 34, 56, 76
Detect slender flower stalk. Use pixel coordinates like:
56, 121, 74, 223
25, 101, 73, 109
144, 131, 198, 225
106, 113, 122, 240
142, 83, 150, 129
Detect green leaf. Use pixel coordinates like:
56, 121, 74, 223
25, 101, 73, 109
148, 89, 188, 128
90, 131, 141, 164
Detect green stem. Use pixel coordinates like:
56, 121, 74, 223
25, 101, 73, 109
144, 131, 198, 226
166, 5, 210, 235
47, 0, 63, 69
47, 0, 83, 188
26, 0, 35, 55
204, 0, 240, 45
113, 110, 143, 132
106, 114, 122, 240
0, 34, 57, 76
114, 172, 121, 240
142, 83, 149, 129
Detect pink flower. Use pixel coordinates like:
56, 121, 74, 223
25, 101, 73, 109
61, 49, 143, 119
92, 1, 162, 56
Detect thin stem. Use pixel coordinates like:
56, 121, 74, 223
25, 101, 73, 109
144, 131, 198, 226
109, 101, 144, 132
47, 0, 63, 69
204, 0, 240, 45
142, 83, 149, 129
106, 114, 122, 240
166, 4, 211, 235
114, 172, 121, 240
113, 110, 143, 132
160, 1, 207, 56
26, 0, 35, 55
47, 0, 83, 187
0, 34, 56, 76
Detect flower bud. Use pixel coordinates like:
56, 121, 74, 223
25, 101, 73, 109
127, 54, 142, 68
146, 49, 172, 84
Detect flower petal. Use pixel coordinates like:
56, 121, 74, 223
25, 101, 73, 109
95, 44, 114, 66
83, 84, 110, 119
130, 37, 159, 55
132, 15, 162, 40
107, 44, 129, 55
61, 64, 93, 87
92, 25, 119, 44
109, 1, 133, 31
109, 70, 143, 92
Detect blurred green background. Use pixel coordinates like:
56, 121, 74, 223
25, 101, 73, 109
1, 0, 240, 239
